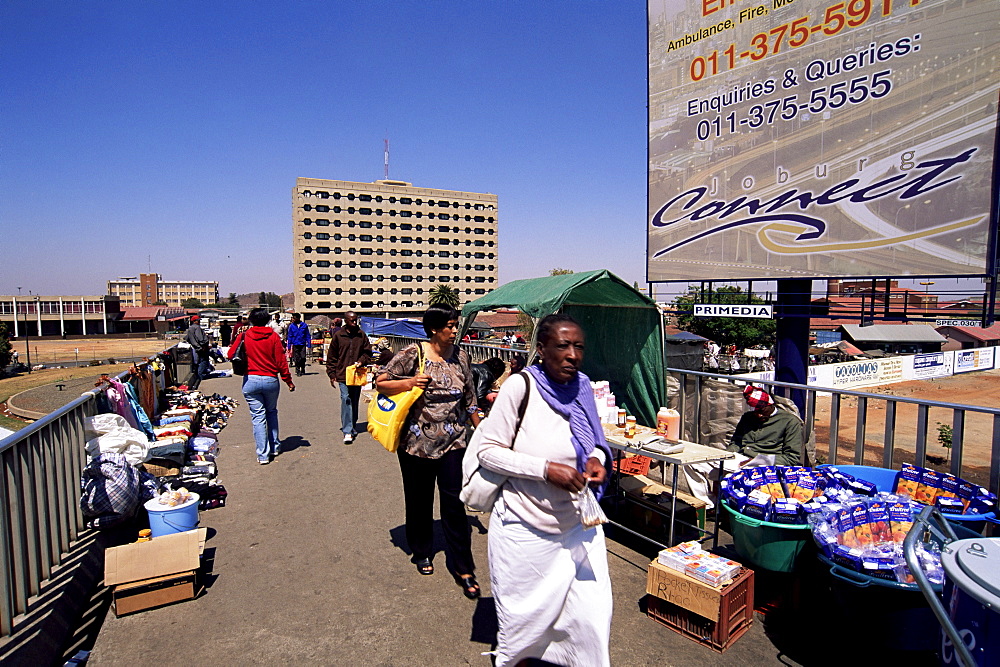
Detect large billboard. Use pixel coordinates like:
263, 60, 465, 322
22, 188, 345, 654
648, 0, 1000, 282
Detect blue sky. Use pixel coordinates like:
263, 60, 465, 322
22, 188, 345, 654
0, 1, 651, 299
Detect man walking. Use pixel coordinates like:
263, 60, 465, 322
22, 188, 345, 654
326, 312, 373, 444
184, 314, 210, 390
286, 313, 311, 377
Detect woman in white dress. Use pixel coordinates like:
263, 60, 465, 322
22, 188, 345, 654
475, 314, 613, 667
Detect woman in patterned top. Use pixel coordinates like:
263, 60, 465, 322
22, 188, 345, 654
375, 305, 483, 598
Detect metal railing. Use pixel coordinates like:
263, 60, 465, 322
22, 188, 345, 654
380, 335, 529, 365
377, 334, 999, 498
0, 345, 182, 638
666, 368, 1000, 499
0, 392, 98, 636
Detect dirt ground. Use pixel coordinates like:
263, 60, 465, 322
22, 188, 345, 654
10, 338, 169, 366
813, 367, 1000, 485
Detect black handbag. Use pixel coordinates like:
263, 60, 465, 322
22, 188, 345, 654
230, 336, 248, 376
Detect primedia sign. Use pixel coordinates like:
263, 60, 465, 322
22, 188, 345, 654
694, 304, 773, 318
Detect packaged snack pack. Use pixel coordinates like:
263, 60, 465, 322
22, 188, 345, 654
895, 463, 921, 497
914, 470, 942, 505
888, 501, 914, 543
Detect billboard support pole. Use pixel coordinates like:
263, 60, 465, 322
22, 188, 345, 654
775, 279, 811, 416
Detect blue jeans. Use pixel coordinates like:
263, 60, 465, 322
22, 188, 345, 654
339, 383, 362, 436
242, 374, 280, 461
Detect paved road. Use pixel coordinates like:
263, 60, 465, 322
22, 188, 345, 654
86, 364, 802, 666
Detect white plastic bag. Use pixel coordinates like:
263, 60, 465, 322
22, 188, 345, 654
84, 414, 150, 466
578, 487, 608, 529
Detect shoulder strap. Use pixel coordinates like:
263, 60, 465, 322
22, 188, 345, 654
510, 373, 531, 450
416, 343, 425, 374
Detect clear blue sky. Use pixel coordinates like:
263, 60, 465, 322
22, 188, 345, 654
0, 1, 651, 299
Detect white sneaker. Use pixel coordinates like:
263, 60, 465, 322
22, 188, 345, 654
343, 434, 354, 445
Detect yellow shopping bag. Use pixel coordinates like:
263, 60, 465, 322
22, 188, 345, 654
367, 344, 425, 452
345, 364, 368, 386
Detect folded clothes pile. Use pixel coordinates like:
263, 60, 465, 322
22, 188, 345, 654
140, 389, 237, 510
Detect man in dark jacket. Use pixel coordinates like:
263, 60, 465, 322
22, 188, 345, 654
326, 312, 373, 444
470, 357, 506, 414
184, 315, 210, 389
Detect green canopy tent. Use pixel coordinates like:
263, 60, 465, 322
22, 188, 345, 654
460, 269, 665, 426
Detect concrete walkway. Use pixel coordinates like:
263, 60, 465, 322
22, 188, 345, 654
85, 364, 804, 666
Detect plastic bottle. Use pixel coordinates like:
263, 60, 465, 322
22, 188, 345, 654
625, 416, 637, 439
616, 408, 627, 429
657, 408, 681, 440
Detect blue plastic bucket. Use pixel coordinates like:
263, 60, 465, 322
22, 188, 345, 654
144, 494, 200, 537
817, 523, 981, 654
817, 465, 995, 531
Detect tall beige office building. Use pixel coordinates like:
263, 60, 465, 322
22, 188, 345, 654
108, 274, 220, 308
292, 178, 498, 317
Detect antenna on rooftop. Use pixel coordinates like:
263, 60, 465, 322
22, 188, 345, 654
384, 136, 389, 180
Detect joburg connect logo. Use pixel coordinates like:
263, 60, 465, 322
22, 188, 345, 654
650, 148, 982, 258
376, 394, 396, 411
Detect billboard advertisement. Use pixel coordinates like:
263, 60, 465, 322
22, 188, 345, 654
648, 0, 1000, 282
911, 350, 952, 379
954, 347, 995, 373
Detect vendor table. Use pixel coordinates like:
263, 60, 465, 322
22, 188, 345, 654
603, 424, 734, 549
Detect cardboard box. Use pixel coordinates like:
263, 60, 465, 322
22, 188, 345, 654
105, 528, 206, 616
646, 558, 752, 622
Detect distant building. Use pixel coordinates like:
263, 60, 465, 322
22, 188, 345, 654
0, 295, 121, 337
292, 178, 498, 317
108, 274, 219, 308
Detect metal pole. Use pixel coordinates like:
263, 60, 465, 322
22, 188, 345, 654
775, 279, 811, 415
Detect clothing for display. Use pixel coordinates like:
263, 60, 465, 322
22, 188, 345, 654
476, 368, 612, 666
381, 343, 477, 460
488, 502, 612, 667
325, 327, 373, 382
228, 327, 292, 383
727, 408, 803, 466
285, 322, 311, 348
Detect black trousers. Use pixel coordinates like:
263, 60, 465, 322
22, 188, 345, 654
397, 447, 475, 576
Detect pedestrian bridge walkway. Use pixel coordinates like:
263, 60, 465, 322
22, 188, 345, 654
23, 367, 814, 665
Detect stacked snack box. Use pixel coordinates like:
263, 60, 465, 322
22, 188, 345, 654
657, 541, 743, 588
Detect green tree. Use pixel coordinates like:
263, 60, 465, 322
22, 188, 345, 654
152, 300, 168, 306
0, 322, 12, 370
227, 292, 239, 306
549, 268, 574, 276
181, 298, 204, 308
427, 283, 461, 310
257, 292, 281, 308
516, 311, 535, 342
672, 285, 776, 349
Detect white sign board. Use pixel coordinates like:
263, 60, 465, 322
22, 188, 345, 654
694, 304, 773, 318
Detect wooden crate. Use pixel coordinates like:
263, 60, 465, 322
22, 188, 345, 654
645, 567, 754, 653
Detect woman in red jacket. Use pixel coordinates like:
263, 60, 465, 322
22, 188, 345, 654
228, 308, 295, 464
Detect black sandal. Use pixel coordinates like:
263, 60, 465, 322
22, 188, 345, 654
457, 575, 481, 599
415, 558, 434, 576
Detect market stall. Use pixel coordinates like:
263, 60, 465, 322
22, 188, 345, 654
459, 269, 665, 426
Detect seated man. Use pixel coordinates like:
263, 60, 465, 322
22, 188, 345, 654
728, 386, 803, 466
682, 385, 803, 507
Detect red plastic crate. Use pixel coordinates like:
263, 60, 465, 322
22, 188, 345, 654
613, 454, 652, 476
645, 567, 755, 653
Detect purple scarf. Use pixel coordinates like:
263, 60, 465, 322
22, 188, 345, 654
525, 365, 613, 500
